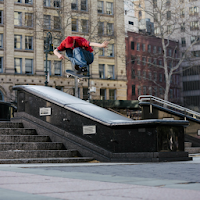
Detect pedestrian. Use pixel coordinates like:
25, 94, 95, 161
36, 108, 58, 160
54, 36, 109, 72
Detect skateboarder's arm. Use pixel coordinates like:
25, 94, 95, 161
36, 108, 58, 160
54, 49, 65, 60
90, 41, 109, 48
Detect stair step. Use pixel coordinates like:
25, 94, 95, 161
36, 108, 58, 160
185, 147, 200, 154
0, 128, 37, 135
185, 142, 192, 148
0, 150, 78, 159
0, 122, 23, 128
0, 135, 51, 142
0, 157, 94, 164
0, 142, 65, 151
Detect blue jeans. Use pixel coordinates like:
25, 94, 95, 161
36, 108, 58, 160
65, 47, 94, 67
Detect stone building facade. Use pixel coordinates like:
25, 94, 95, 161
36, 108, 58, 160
0, 0, 127, 103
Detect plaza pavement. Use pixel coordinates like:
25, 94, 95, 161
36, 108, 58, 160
0, 154, 200, 200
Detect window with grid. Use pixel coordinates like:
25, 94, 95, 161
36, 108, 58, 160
81, 19, 88, 33
14, 35, 22, 49
137, 43, 140, 51
71, 0, 78, 10
108, 65, 114, 79
137, 70, 141, 80
106, 44, 114, 57
54, 61, 62, 75
132, 69, 135, 79
190, 21, 199, 30
142, 44, 145, 51
98, 1, 104, 13
98, 21, 104, 35
25, 59, 33, 74
153, 46, 157, 54
0, 57, 3, 73
107, 23, 113, 35
109, 89, 116, 100
143, 71, 146, 79
14, 12, 22, 26
25, 36, 33, 50
0, 10, 3, 24
72, 18, 78, 32
143, 86, 147, 95
148, 71, 152, 80
181, 37, 186, 47
100, 89, 106, 100
148, 44, 151, 53
14, 58, 22, 74
43, 15, 51, 29
54, 16, 61, 30
99, 64, 105, 78
99, 48, 104, 56
106, 2, 113, 15
81, 0, 87, 11
167, 11, 171, 20
142, 57, 146, 65
44, 0, 51, 7
25, 0, 32, 4
0, 34, 3, 48
54, 0, 61, 8
25, 13, 33, 27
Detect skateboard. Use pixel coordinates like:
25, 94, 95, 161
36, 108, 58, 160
66, 70, 89, 79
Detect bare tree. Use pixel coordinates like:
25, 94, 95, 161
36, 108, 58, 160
126, 0, 200, 101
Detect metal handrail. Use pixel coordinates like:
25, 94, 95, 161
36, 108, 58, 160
138, 95, 200, 119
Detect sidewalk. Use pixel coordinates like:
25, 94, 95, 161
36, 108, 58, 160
0, 155, 200, 200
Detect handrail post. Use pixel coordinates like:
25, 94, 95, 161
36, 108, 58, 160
150, 96, 153, 114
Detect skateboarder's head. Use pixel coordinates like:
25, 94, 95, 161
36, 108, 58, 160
65, 36, 75, 49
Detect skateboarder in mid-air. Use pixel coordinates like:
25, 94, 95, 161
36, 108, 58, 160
53, 36, 109, 73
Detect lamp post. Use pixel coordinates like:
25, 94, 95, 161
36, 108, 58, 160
44, 32, 53, 86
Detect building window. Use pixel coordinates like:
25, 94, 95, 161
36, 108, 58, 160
106, 44, 114, 57
189, 6, 199, 16
137, 56, 140, 65
44, 60, 51, 75
137, 70, 141, 79
191, 36, 200, 44
149, 71, 152, 80
142, 57, 146, 65
131, 55, 136, 64
142, 44, 145, 52
153, 46, 157, 54
98, 1, 104, 13
131, 41, 134, 50
107, 65, 114, 79
44, 0, 51, 7
153, 71, 157, 81
148, 86, 152, 95
158, 60, 162, 66
100, 89, 106, 100
82, 87, 88, 100
71, 0, 78, 10
98, 21, 104, 35
0, 57, 3, 73
168, 49, 172, 56
132, 85, 135, 95
0, 34, 3, 48
131, 69, 135, 79
15, 0, 22, 3
137, 43, 140, 51
148, 44, 151, 53
167, 11, 171, 20
106, 2, 113, 15
25, 36, 33, 50
14, 35, 22, 49
190, 21, 199, 30
129, 21, 134, 25
25, 59, 33, 74
0, 10, 3, 24
147, 57, 152, 67
143, 86, 147, 95
158, 47, 162, 54
143, 71, 146, 79
81, 19, 88, 33
54, 16, 61, 30
14, 58, 22, 74
181, 23, 185, 32
107, 23, 114, 35
72, 18, 78, 32
109, 89, 116, 100
192, 50, 200, 57
181, 37, 186, 47
81, 0, 87, 11
25, 0, 32, 4
54, 0, 61, 8
14, 12, 22, 26
99, 48, 104, 56
99, 64, 105, 78
25, 13, 33, 27
44, 15, 51, 29
167, 25, 172, 34
54, 61, 62, 75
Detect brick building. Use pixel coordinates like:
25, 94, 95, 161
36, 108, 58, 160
0, 0, 127, 103
126, 31, 181, 103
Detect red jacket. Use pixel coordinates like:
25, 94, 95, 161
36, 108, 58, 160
57, 36, 93, 52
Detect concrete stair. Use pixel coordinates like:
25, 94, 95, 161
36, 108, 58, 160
185, 142, 200, 154
0, 122, 94, 164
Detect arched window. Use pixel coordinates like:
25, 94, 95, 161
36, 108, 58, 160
0, 90, 4, 101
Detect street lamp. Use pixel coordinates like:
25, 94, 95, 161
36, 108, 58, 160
44, 32, 54, 86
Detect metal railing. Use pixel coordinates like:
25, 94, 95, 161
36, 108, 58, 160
138, 95, 200, 120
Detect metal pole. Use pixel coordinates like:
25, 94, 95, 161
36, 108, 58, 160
87, 65, 90, 102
